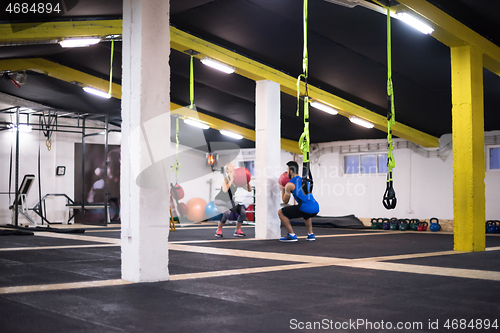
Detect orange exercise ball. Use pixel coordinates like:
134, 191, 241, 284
233, 167, 251, 187
186, 197, 207, 222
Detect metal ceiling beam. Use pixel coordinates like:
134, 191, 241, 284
170, 27, 438, 148
0, 58, 122, 99
170, 103, 301, 154
0, 20, 122, 43
394, 0, 500, 76
0, 58, 301, 153
0, 19, 438, 147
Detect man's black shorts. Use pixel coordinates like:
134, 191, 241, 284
281, 205, 318, 220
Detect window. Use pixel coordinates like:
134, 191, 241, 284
344, 153, 388, 174
489, 147, 500, 170
344, 155, 359, 174
360, 154, 377, 174
378, 153, 388, 174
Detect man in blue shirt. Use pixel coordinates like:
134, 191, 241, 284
278, 161, 319, 242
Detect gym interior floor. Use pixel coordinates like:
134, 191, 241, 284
1, 223, 500, 333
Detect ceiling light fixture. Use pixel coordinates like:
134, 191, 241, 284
200, 57, 235, 74
9, 123, 32, 132
83, 87, 111, 99
59, 38, 101, 48
183, 118, 210, 130
349, 116, 374, 129
220, 130, 243, 140
394, 13, 434, 34
310, 100, 338, 115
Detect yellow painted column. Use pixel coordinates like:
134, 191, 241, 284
451, 44, 485, 252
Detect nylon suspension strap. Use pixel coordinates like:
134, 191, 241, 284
383, 6, 397, 210
172, 54, 196, 184
297, 0, 313, 195
108, 39, 114, 97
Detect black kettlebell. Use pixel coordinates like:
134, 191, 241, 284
382, 218, 390, 230
399, 219, 408, 231
390, 218, 398, 231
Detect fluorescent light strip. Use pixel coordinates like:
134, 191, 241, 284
220, 130, 243, 140
394, 13, 434, 35
310, 101, 338, 115
59, 38, 101, 48
200, 57, 235, 74
349, 116, 374, 129
8, 124, 32, 132
83, 87, 111, 99
183, 118, 210, 130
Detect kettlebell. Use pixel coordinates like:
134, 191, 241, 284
486, 221, 496, 234
417, 221, 428, 231
371, 218, 378, 230
495, 221, 500, 233
410, 219, 419, 231
377, 218, 384, 229
382, 218, 390, 230
429, 217, 440, 232
399, 219, 408, 231
390, 218, 398, 231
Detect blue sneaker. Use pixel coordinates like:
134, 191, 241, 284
279, 233, 298, 242
306, 233, 316, 241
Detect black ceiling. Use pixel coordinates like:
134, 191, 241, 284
1, 0, 500, 149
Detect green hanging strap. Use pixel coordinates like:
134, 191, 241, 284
296, 0, 309, 117
190, 54, 195, 109
108, 39, 114, 97
172, 117, 180, 183
383, 6, 397, 210
297, 0, 313, 195
172, 52, 197, 183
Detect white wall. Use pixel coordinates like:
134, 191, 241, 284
307, 135, 500, 221
308, 147, 455, 220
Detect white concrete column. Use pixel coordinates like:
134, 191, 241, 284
255, 80, 281, 239
121, 0, 171, 282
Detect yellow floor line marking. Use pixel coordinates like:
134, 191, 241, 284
34, 232, 120, 244
2, 244, 500, 295
344, 261, 500, 281
358, 250, 462, 262
168, 232, 393, 244
0, 279, 133, 295
0, 244, 119, 251
170, 263, 330, 281
170, 243, 500, 282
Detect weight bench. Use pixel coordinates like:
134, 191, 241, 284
66, 204, 111, 224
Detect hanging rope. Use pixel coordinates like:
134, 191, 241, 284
297, 0, 313, 195
108, 39, 114, 98
171, 117, 181, 183
190, 54, 195, 109
172, 52, 197, 184
383, 6, 397, 210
